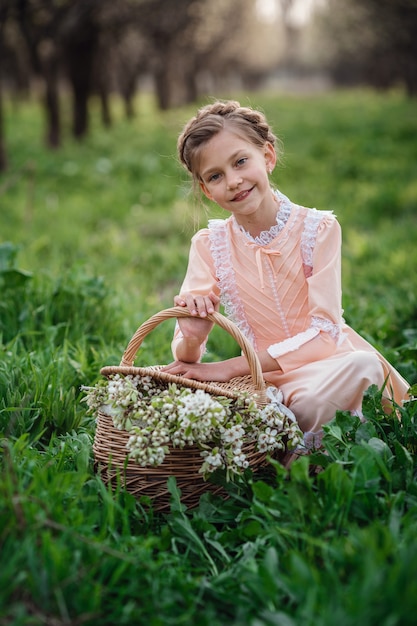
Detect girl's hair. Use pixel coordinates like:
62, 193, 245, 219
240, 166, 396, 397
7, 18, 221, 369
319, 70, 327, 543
177, 100, 280, 180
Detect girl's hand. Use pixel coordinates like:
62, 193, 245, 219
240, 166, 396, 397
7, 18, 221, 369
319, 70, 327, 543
174, 290, 220, 347
161, 359, 238, 382
161, 351, 279, 380
174, 290, 220, 318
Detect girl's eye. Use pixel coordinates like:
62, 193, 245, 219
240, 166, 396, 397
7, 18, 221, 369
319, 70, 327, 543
209, 173, 221, 182
236, 157, 247, 167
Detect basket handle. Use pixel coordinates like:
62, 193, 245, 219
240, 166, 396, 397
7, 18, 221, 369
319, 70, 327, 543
119, 306, 266, 392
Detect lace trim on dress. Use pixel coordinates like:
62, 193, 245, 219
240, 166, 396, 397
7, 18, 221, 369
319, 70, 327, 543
237, 189, 292, 245
300, 208, 334, 278
208, 219, 257, 347
311, 315, 346, 346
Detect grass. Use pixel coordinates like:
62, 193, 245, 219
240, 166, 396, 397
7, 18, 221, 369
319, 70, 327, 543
0, 88, 417, 625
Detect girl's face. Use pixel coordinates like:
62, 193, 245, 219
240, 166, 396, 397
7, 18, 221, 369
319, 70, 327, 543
197, 128, 277, 227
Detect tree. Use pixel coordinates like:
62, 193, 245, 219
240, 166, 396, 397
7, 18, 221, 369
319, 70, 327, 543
12, 0, 124, 143
313, 0, 417, 96
131, 0, 201, 110
1, 0, 302, 154
61, 0, 101, 139
14, 0, 71, 147
134, 0, 277, 108
112, 28, 149, 119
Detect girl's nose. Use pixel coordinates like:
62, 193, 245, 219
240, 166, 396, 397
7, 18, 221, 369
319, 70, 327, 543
226, 172, 242, 190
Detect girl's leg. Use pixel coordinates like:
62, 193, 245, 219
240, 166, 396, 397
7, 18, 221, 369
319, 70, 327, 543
280, 350, 385, 433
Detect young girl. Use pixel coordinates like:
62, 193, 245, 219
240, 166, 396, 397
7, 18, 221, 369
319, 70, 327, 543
162, 100, 409, 440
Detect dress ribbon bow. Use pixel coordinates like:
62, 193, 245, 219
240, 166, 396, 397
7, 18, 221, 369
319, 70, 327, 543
249, 246, 282, 290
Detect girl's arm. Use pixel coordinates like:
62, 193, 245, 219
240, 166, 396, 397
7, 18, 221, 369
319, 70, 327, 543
162, 349, 280, 381
173, 290, 220, 363
170, 229, 221, 363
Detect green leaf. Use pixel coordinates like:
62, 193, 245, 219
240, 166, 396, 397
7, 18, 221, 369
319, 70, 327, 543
355, 420, 378, 443
289, 455, 312, 485
354, 437, 393, 484
167, 476, 187, 513
0, 242, 18, 270
0, 268, 32, 288
251, 480, 275, 503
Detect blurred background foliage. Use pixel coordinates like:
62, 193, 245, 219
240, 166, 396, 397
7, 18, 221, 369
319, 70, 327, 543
0, 0, 416, 169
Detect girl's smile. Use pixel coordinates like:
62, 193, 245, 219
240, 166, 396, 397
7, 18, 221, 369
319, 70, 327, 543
230, 185, 254, 202
198, 129, 278, 235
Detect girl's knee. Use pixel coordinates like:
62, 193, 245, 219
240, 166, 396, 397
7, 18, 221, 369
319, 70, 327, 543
349, 351, 385, 387
288, 394, 332, 433
285, 351, 385, 433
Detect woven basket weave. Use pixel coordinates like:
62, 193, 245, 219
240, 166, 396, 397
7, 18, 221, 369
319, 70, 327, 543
93, 307, 272, 511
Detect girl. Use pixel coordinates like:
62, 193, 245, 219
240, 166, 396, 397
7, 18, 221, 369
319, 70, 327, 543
162, 100, 409, 440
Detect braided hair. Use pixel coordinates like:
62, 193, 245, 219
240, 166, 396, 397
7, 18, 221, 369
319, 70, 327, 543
177, 100, 280, 181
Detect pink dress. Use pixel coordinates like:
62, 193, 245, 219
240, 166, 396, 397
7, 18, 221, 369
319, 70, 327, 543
173, 190, 409, 434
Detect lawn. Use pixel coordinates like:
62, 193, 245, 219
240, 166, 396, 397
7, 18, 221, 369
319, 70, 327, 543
1, 88, 417, 625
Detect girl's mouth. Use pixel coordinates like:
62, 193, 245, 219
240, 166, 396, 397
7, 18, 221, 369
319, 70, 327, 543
232, 186, 254, 202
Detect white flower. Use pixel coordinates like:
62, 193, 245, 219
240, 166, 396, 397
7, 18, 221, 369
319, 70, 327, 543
200, 449, 224, 474
221, 424, 245, 443
178, 390, 227, 422
233, 453, 249, 469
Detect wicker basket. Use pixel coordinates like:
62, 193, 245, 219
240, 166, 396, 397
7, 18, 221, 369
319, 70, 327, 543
93, 306, 273, 512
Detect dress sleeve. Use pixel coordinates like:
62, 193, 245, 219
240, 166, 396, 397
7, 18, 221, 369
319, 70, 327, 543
176, 229, 220, 296
171, 230, 220, 359
267, 214, 345, 373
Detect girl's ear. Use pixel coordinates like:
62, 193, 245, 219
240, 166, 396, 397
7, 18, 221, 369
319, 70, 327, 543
199, 180, 213, 200
264, 142, 277, 172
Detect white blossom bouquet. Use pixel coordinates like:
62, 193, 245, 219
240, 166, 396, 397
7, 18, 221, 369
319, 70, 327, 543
82, 374, 303, 480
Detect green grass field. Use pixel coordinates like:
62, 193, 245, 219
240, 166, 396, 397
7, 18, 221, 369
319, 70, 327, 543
1, 89, 417, 625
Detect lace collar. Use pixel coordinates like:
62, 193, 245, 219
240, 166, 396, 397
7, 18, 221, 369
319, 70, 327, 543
234, 189, 292, 246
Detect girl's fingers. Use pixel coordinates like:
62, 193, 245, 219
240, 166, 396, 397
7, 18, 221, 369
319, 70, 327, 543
174, 292, 220, 316
209, 290, 220, 302
174, 293, 196, 313
208, 290, 220, 310
193, 295, 209, 316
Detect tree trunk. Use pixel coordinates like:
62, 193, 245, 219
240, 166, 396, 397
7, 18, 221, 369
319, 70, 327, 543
41, 45, 61, 148
44, 79, 60, 148
153, 36, 174, 110
99, 87, 112, 128
64, 3, 98, 141
184, 67, 198, 105
154, 66, 171, 111
121, 75, 137, 119
67, 42, 95, 139
0, 82, 7, 173
72, 85, 89, 139
95, 41, 112, 128
124, 92, 135, 119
